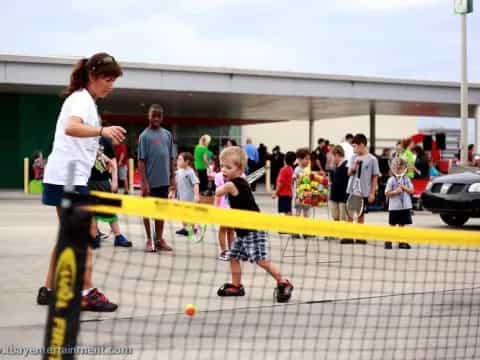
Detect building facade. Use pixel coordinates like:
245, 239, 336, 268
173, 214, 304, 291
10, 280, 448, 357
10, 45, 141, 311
241, 115, 419, 154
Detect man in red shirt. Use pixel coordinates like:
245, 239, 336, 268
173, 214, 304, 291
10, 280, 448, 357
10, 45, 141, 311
272, 151, 297, 215
115, 142, 129, 193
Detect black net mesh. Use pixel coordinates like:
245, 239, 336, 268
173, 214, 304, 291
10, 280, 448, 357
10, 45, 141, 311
73, 205, 480, 360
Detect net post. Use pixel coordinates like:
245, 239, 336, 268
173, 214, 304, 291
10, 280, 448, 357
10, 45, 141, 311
43, 162, 89, 360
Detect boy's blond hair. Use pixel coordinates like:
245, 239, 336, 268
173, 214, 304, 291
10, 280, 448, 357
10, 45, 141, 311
199, 134, 211, 146
390, 157, 407, 174
220, 146, 247, 170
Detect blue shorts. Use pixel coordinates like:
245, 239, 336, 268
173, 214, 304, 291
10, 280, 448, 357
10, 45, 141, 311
42, 183, 89, 207
229, 231, 269, 263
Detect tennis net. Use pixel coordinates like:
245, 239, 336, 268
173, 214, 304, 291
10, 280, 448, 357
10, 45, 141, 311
45, 190, 480, 360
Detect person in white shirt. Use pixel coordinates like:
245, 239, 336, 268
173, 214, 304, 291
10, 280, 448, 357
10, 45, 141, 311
340, 133, 354, 164
38, 53, 125, 312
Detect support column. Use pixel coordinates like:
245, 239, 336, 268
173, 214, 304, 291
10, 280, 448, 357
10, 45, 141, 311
369, 102, 376, 154
475, 105, 480, 151
308, 98, 315, 150
460, 13, 469, 165
171, 123, 177, 143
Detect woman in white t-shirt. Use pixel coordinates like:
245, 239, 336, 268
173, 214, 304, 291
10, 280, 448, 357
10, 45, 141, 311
38, 53, 125, 312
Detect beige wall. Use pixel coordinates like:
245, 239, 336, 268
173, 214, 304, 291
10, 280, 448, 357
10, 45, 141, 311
241, 115, 418, 154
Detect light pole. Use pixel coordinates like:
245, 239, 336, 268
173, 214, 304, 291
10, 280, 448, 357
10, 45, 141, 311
454, 0, 473, 165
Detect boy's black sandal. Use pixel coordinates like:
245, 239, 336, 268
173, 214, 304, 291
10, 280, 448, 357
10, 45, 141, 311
217, 283, 245, 297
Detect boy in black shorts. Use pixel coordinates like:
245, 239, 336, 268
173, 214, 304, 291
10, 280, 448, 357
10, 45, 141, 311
215, 146, 293, 302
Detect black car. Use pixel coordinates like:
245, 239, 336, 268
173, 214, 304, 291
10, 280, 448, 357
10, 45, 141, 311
421, 171, 480, 227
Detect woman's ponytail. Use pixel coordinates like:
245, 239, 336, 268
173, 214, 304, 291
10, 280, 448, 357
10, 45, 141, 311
61, 58, 89, 97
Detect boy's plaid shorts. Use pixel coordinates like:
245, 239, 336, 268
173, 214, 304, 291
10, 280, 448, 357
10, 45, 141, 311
229, 231, 269, 263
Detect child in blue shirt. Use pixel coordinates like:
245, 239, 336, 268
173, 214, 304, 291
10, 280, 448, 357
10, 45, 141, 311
384, 158, 413, 249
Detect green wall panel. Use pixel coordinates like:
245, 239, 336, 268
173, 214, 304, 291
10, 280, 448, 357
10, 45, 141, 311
0, 93, 61, 188
18, 94, 61, 160
0, 94, 20, 188
0, 92, 240, 188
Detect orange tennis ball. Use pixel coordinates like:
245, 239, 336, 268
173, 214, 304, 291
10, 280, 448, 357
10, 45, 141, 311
184, 304, 197, 317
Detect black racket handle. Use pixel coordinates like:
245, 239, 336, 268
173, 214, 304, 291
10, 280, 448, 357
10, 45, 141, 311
357, 161, 363, 178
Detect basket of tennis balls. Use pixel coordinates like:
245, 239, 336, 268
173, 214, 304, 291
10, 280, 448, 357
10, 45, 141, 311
295, 169, 329, 207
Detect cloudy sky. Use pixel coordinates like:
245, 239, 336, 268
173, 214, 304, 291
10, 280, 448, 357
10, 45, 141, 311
2, 0, 479, 133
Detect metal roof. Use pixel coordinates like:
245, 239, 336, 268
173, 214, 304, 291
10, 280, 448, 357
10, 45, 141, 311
1, 54, 479, 122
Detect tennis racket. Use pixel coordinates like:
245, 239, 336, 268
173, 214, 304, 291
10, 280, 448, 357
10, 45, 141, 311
389, 157, 408, 208
187, 224, 207, 243
246, 166, 265, 184
346, 161, 364, 222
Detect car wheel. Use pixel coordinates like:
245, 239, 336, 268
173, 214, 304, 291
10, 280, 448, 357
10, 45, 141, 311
440, 214, 469, 227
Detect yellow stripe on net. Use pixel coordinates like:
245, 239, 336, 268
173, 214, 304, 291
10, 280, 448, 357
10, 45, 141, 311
86, 191, 480, 248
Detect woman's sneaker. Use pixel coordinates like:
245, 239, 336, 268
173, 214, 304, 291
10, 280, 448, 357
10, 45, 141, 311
82, 288, 118, 312
37, 286, 53, 305
399, 242, 411, 249
218, 250, 230, 261
114, 234, 132, 247
276, 280, 294, 303
217, 283, 245, 296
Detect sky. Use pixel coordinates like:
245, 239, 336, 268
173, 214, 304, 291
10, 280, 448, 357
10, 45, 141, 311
1, 0, 479, 136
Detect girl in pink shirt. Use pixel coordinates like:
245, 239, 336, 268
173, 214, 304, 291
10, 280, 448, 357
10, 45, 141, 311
214, 172, 235, 261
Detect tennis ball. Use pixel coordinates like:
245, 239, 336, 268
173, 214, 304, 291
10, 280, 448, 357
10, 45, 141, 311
185, 304, 197, 317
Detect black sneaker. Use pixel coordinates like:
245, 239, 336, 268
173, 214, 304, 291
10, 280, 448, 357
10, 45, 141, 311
37, 286, 53, 305
340, 238, 354, 244
355, 240, 367, 245
176, 228, 189, 236
384, 242, 393, 249
91, 234, 101, 249
399, 242, 411, 249
276, 280, 294, 303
